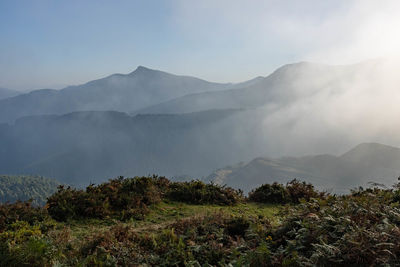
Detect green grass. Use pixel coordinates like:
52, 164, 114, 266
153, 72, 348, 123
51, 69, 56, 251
4, 177, 398, 266
65, 201, 281, 241
37, 201, 281, 266
137, 201, 281, 227
68, 201, 281, 226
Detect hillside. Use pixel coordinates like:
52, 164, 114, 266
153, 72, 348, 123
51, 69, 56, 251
1, 176, 400, 266
341, 142, 400, 170
0, 175, 60, 206
135, 61, 355, 114
0, 109, 267, 185
0, 88, 20, 100
2, 60, 400, 189
0, 66, 245, 123
208, 143, 400, 193
133, 59, 400, 160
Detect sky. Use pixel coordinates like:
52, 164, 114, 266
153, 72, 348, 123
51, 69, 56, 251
1, 0, 400, 90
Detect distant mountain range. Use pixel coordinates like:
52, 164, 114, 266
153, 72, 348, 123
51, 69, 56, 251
134, 62, 359, 114
0, 109, 262, 186
0, 88, 20, 100
207, 143, 400, 194
1, 59, 400, 191
0, 67, 255, 123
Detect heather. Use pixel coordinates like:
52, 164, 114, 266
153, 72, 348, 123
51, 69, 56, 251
1, 176, 400, 266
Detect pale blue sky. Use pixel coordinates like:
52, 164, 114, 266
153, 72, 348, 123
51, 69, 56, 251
1, 0, 399, 90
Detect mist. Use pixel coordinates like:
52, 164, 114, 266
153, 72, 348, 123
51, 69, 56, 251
4, 2, 400, 265
256, 59, 400, 157
1, 58, 400, 193
2, 1, 400, 192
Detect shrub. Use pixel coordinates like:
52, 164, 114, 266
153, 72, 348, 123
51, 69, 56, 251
95, 176, 165, 209
393, 189, 400, 203
47, 176, 169, 221
166, 180, 243, 205
47, 176, 243, 222
75, 213, 261, 266
225, 217, 250, 236
0, 201, 48, 231
249, 190, 400, 266
248, 179, 323, 204
0, 221, 58, 267
248, 182, 289, 204
46, 186, 87, 221
238, 242, 271, 266
286, 179, 320, 203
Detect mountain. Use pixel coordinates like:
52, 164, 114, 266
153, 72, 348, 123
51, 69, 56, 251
341, 143, 400, 170
134, 62, 350, 114
137, 59, 400, 157
228, 76, 265, 88
0, 175, 60, 206
2, 60, 400, 189
207, 143, 400, 194
0, 66, 249, 123
0, 109, 270, 186
0, 88, 20, 100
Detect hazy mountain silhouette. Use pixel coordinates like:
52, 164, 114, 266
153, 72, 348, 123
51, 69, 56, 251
0, 88, 20, 100
341, 143, 400, 170
2, 60, 400, 191
0, 66, 246, 123
134, 62, 350, 114
0, 109, 263, 186
207, 143, 400, 193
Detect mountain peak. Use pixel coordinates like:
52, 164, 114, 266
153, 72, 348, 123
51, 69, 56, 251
130, 65, 156, 75
340, 142, 400, 169
136, 65, 150, 71
274, 61, 326, 73
344, 142, 400, 154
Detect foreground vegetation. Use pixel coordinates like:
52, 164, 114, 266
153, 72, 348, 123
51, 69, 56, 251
1, 176, 400, 266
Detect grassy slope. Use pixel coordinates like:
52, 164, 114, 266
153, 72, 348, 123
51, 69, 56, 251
66, 201, 281, 244
4, 177, 399, 265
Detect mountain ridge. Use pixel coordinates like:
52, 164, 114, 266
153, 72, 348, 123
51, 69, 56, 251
134, 59, 392, 115
0, 66, 258, 123
133, 61, 349, 114
0, 109, 250, 185
0, 87, 20, 100
208, 142, 400, 193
